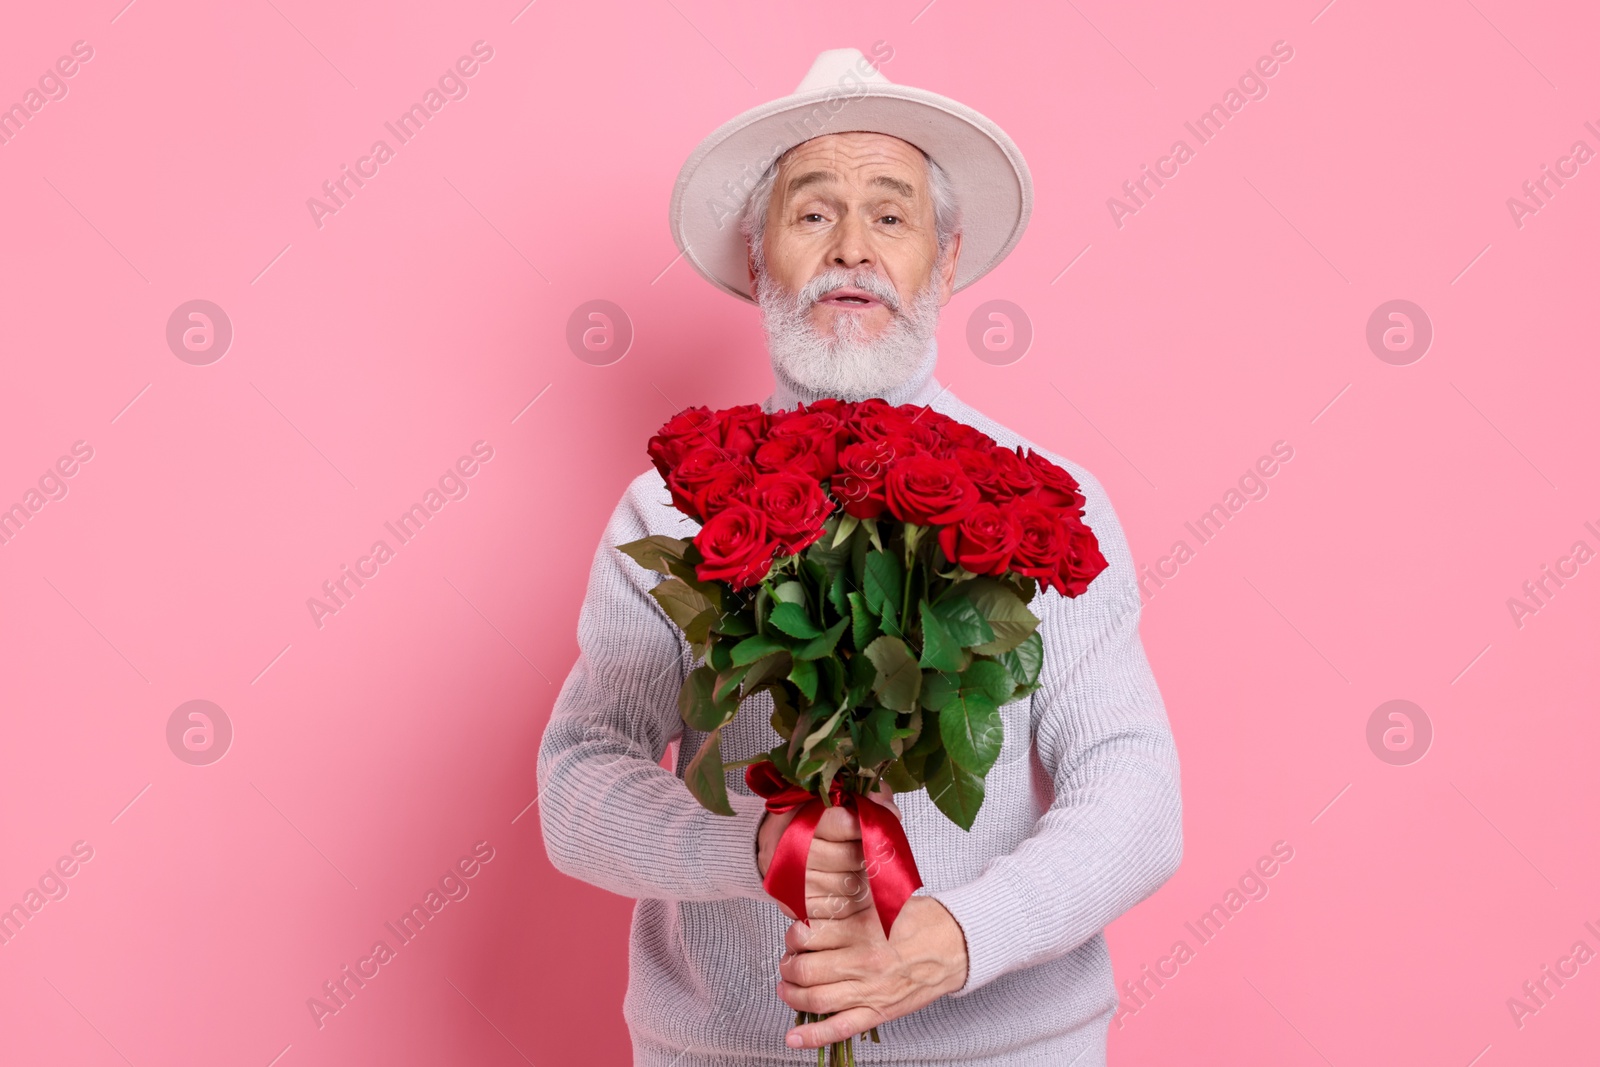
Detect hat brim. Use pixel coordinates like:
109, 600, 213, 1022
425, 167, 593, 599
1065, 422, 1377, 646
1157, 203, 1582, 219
670, 83, 1033, 303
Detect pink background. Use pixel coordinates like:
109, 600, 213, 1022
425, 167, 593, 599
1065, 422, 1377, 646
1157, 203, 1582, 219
2, 0, 1596, 1064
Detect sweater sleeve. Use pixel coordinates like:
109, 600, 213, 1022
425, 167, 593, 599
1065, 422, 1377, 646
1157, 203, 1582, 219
536, 476, 771, 901
924, 489, 1184, 997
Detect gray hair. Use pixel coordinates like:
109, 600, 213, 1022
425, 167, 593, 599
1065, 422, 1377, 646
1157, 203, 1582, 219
739, 144, 961, 273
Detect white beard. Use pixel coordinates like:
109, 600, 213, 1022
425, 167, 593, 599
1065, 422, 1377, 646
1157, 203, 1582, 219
756, 264, 943, 401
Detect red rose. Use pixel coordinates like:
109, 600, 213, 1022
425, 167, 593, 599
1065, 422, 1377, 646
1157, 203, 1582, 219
692, 466, 755, 522
953, 446, 1006, 500
940, 421, 996, 451
883, 454, 979, 526
647, 406, 721, 480
1055, 513, 1109, 596
716, 404, 768, 459
694, 504, 777, 589
937, 502, 1020, 576
801, 397, 856, 421
754, 433, 836, 480
749, 470, 832, 556
666, 447, 752, 521
767, 411, 844, 474
990, 446, 1041, 500
832, 439, 897, 519
1009, 501, 1072, 590
845, 400, 916, 444
1023, 449, 1085, 510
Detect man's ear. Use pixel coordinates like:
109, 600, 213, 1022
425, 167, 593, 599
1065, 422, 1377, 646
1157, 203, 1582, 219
746, 244, 759, 299
936, 231, 963, 306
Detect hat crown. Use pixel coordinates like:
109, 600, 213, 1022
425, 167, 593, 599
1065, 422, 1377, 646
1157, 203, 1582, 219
793, 47, 894, 92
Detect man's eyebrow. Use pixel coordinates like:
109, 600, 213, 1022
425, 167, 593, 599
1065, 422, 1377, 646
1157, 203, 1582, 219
785, 170, 838, 196
870, 174, 917, 198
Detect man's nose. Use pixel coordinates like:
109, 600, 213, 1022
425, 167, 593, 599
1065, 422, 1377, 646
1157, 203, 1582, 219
826, 211, 872, 270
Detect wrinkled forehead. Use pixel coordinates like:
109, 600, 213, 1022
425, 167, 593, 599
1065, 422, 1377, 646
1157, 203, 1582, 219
773, 132, 931, 200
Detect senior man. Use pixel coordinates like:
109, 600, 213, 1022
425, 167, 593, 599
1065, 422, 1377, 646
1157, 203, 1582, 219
537, 48, 1183, 1065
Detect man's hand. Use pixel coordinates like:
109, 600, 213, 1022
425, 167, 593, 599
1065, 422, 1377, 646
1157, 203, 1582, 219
775, 894, 969, 1048
757, 783, 901, 923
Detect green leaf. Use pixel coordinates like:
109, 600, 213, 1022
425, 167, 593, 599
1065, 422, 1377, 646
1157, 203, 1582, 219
926, 751, 985, 830
793, 616, 849, 661
715, 612, 755, 636
685, 729, 734, 816
907, 710, 943, 758
920, 673, 957, 712
730, 633, 788, 666
664, 556, 724, 610
965, 659, 1018, 703
959, 579, 1040, 655
937, 686, 1003, 776
921, 660, 1011, 712
684, 608, 717, 651
862, 517, 884, 552
863, 550, 904, 631
740, 650, 792, 696
864, 635, 921, 712
932, 594, 994, 648
679, 665, 735, 731
773, 580, 807, 605
649, 578, 716, 634
784, 702, 812, 765
918, 601, 967, 672
713, 664, 749, 704
827, 569, 850, 617
615, 535, 691, 576
831, 513, 860, 548
819, 656, 846, 706
788, 657, 819, 702
768, 601, 822, 639
851, 706, 898, 768
802, 704, 846, 758
996, 631, 1044, 691
880, 759, 919, 793
848, 592, 880, 652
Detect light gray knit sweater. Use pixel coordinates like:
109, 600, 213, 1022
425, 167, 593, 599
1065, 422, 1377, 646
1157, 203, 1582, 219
537, 340, 1183, 1065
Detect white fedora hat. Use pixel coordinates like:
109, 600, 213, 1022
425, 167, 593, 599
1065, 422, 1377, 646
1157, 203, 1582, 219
669, 47, 1033, 303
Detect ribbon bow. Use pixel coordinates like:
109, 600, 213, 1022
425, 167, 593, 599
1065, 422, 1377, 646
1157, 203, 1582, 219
745, 760, 923, 939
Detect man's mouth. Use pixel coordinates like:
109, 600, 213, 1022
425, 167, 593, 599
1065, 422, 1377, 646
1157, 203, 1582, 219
816, 287, 885, 310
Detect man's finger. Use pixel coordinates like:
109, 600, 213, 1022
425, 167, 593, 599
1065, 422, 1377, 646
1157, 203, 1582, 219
811, 805, 861, 841
806, 837, 864, 872
785, 908, 877, 953
785, 1005, 885, 1050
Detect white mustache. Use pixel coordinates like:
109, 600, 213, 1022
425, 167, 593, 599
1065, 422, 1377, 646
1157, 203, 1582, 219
797, 269, 903, 313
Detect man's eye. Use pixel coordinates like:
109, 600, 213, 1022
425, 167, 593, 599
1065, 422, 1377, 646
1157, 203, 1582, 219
880, 216, 901, 225
801, 213, 825, 222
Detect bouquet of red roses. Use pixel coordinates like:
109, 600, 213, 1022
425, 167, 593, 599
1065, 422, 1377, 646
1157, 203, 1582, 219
618, 397, 1108, 1064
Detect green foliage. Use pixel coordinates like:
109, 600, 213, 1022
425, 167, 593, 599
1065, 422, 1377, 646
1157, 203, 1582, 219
793, 617, 848, 661
615, 535, 691, 576
863, 549, 904, 633
925, 750, 985, 830
917, 601, 968, 672
679, 664, 736, 732
768, 601, 821, 638
864, 635, 921, 712
685, 728, 733, 816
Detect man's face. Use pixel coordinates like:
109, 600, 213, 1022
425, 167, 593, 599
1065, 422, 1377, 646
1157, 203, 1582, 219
747, 132, 962, 400
750, 131, 960, 332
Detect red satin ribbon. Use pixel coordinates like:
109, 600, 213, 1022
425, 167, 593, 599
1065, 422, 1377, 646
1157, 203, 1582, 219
745, 760, 923, 939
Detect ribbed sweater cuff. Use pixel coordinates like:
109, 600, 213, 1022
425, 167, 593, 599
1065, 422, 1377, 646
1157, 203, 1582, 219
925, 863, 1030, 996
696, 790, 770, 899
